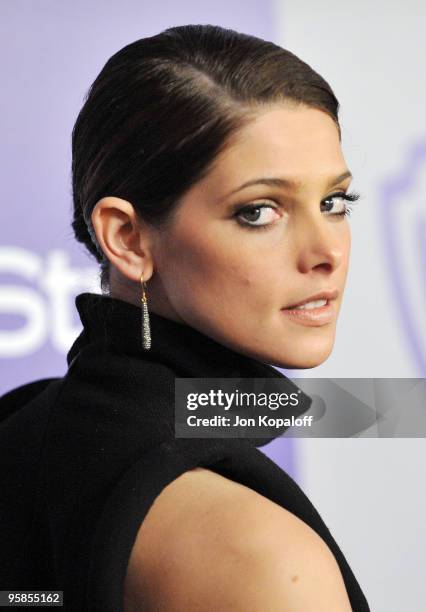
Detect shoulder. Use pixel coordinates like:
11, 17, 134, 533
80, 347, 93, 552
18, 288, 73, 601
124, 467, 352, 611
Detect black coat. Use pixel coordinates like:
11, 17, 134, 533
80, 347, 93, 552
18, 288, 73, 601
0, 292, 370, 611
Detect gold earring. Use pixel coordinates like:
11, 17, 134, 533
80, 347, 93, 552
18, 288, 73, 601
140, 272, 151, 350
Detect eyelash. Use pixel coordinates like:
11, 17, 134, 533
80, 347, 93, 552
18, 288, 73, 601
235, 191, 362, 230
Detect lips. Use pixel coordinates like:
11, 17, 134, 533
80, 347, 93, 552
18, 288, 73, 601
284, 289, 339, 310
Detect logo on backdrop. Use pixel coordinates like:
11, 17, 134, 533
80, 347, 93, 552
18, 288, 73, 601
0, 247, 97, 357
380, 137, 426, 377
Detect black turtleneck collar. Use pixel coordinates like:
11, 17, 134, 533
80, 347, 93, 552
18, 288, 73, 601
68, 292, 293, 380
66, 292, 311, 447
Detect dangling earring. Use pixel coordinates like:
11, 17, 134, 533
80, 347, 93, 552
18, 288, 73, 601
140, 272, 151, 350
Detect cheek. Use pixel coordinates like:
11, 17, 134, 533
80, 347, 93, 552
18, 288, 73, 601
163, 224, 272, 302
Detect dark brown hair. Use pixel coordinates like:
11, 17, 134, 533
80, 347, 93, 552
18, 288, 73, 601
71, 24, 340, 293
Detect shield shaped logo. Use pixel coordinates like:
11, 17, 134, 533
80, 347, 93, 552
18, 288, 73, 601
380, 138, 426, 377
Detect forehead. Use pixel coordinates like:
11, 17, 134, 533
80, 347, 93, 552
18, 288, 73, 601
205, 105, 345, 193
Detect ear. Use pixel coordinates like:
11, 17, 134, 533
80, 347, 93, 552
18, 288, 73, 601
91, 196, 154, 282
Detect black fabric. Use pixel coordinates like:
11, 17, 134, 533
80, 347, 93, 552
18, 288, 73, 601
0, 292, 370, 611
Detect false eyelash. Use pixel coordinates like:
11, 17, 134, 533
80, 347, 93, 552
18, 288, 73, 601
342, 191, 361, 202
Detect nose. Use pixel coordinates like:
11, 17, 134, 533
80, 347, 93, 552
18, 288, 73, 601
294, 214, 347, 275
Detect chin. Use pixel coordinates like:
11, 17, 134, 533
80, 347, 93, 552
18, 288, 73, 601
268, 355, 328, 370
228, 322, 336, 370
269, 336, 335, 370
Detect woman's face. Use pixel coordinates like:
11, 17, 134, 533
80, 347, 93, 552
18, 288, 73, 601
148, 104, 352, 369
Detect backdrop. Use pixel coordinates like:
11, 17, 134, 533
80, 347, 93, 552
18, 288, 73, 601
1, 1, 425, 609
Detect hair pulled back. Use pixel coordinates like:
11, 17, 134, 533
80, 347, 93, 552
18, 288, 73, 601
71, 24, 340, 293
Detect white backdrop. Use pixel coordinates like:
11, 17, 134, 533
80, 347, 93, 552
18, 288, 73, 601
275, 1, 426, 609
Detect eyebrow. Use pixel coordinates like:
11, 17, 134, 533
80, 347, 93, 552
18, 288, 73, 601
222, 170, 353, 200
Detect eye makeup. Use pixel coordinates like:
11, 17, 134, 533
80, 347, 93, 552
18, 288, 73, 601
233, 190, 362, 230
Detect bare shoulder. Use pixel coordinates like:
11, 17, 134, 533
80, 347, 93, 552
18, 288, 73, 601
123, 467, 352, 611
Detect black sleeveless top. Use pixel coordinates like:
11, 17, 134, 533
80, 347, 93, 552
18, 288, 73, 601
0, 292, 370, 611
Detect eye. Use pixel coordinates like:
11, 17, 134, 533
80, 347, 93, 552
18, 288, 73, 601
321, 191, 361, 217
235, 203, 281, 228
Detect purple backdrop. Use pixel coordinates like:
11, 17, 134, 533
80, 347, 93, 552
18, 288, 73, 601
0, 0, 297, 478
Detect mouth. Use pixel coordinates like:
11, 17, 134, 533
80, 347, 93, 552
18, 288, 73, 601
281, 290, 339, 327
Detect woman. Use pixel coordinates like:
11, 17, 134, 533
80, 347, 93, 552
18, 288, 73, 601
0, 24, 369, 611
